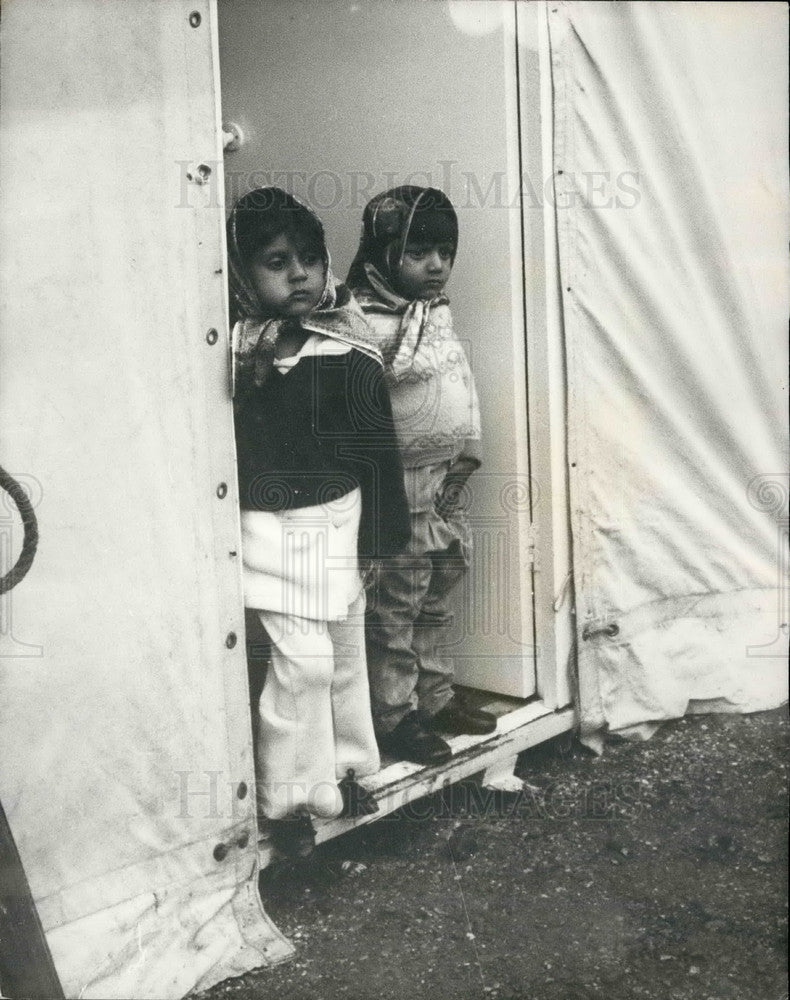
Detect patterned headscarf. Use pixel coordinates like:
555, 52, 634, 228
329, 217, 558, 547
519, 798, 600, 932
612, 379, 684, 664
227, 187, 382, 391
346, 187, 458, 381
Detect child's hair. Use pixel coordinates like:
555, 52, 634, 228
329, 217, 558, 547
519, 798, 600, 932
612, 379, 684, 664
347, 186, 458, 291
230, 186, 326, 264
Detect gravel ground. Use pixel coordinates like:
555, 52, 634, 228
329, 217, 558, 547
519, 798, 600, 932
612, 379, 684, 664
198, 708, 788, 1000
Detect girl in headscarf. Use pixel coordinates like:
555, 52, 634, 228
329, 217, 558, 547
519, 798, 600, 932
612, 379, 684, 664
347, 186, 495, 767
229, 187, 409, 858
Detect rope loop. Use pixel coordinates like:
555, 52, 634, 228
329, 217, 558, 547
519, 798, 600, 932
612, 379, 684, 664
0, 466, 39, 595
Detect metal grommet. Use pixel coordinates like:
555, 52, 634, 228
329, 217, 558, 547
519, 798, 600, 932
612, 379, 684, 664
206, 328, 218, 345
186, 163, 212, 185
216, 482, 228, 499
237, 781, 248, 800
213, 842, 228, 862
189, 11, 202, 27
237, 832, 250, 849
225, 632, 237, 649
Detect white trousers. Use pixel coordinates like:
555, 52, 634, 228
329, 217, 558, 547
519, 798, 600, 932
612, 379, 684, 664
255, 589, 380, 820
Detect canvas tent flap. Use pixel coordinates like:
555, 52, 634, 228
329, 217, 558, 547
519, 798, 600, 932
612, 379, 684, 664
548, 1, 789, 746
0, 2, 291, 996
41, 868, 289, 999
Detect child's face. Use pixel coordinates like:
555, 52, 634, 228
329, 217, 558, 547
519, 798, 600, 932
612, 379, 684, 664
249, 233, 325, 317
395, 240, 454, 300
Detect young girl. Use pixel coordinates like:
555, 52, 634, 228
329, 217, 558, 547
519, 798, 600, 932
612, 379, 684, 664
347, 186, 496, 767
228, 187, 409, 857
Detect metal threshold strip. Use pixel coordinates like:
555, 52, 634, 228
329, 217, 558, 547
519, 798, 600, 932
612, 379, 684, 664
257, 701, 575, 865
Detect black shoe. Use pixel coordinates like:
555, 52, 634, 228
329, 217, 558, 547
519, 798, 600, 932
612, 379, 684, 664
431, 696, 497, 736
338, 768, 380, 818
268, 814, 316, 859
378, 711, 453, 766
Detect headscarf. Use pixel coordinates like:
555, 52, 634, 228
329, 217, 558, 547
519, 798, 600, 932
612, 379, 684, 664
346, 186, 459, 381
227, 187, 382, 391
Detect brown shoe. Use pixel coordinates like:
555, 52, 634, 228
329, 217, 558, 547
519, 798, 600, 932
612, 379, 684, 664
431, 696, 497, 736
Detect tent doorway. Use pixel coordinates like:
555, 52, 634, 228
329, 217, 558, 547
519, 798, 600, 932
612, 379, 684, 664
216, 0, 576, 851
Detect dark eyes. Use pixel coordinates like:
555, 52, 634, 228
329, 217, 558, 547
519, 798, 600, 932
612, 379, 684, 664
404, 245, 454, 261
261, 256, 287, 270
258, 253, 321, 270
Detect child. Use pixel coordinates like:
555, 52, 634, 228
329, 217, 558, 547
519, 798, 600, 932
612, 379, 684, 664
228, 187, 410, 857
347, 186, 496, 767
